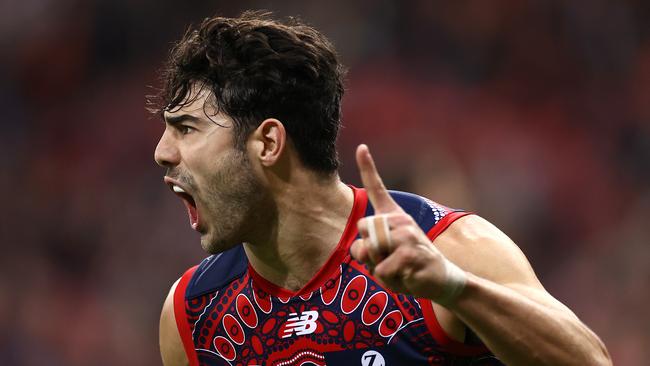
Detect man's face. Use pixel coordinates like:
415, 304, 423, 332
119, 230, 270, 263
154, 88, 267, 254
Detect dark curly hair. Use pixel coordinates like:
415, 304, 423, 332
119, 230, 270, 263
151, 11, 346, 174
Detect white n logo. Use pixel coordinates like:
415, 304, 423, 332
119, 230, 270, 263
282, 310, 319, 338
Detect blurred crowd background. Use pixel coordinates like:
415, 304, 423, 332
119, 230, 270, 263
1, 0, 648, 365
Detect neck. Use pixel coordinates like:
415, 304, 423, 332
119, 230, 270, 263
243, 173, 354, 293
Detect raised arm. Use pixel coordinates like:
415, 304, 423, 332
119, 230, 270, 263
350, 144, 611, 365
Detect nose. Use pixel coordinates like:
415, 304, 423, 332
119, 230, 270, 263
154, 129, 180, 167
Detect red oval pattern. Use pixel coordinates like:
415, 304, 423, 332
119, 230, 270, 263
378, 309, 403, 338
321, 309, 339, 324
341, 275, 367, 314
361, 291, 388, 326
343, 319, 355, 343
236, 293, 258, 328
213, 336, 236, 361
315, 320, 325, 334
251, 335, 263, 355
320, 266, 342, 305
262, 317, 276, 334
222, 314, 245, 345
253, 288, 272, 314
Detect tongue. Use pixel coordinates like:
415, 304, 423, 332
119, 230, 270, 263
181, 199, 199, 231
188, 205, 199, 230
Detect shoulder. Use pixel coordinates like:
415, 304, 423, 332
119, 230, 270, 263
384, 190, 471, 237
432, 214, 543, 290
160, 279, 189, 366
186, 244, 248, 298
158, 245, 247, 366
381, 190, 533, 285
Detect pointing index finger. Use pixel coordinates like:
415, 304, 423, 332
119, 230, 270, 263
356, 144, 402, 213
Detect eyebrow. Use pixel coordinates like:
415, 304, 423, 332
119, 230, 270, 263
164, 114, 200, 126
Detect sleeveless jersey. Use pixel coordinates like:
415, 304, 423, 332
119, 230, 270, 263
173, 186, 504, 365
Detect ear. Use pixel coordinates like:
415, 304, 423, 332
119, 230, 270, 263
249, 118, 286, 167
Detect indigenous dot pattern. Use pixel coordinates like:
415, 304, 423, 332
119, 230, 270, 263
186, 262, 502, 365
183, 194, 504, 365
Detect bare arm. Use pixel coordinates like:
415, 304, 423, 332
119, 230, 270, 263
350, 144, 612, 366
436, 215, 611, 366
160, 279, 189, 366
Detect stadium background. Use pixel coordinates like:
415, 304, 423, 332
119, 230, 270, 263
1, 0, 648, 364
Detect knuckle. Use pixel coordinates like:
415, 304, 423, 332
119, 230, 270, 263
392, 227, 411, 243
404, 226, 419, 241
396, 245, 417, 263
373, 263, 389, 279
350, 238, 362, 250
407, 215, 416, 225
390, 213, 410, 226
368, 245, 384, 264
400, 213, 415, 224
350, 242, 362, 260
389, 227, 405, 242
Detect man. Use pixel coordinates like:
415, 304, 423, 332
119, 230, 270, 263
153, 11, 611, 366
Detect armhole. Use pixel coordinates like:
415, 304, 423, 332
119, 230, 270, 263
420, 211, 489, 356
173, 265, 200, 366
418, 299, 488, 356
426, 211, 471, 241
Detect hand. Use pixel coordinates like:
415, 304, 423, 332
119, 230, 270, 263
350, 144, 466, 303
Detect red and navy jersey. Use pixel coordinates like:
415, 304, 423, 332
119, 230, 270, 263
173, 186, 503, 365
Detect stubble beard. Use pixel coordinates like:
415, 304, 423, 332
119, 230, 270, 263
200, 149, 273, 254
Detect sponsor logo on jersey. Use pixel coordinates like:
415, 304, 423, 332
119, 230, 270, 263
361, 350, 385, 366
282, 310, 319, 338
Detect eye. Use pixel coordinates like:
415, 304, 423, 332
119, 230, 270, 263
178, 125, 196, 135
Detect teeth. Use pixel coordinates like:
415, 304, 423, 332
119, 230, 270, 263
172, 185, 186, 193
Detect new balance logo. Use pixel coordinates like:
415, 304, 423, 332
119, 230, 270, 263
281, 310, 319, 338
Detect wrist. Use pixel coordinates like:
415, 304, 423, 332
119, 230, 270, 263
432, 258, 468, 307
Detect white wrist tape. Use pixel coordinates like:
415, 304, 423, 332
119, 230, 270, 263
435, 258, 467, 306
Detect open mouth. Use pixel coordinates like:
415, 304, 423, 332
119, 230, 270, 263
169, 183, 200, 231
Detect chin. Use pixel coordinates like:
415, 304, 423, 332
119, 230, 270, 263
200, 232, 240, 255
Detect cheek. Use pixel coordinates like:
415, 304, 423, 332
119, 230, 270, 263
199, 151, 245, 191
184, 145, 224, 179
